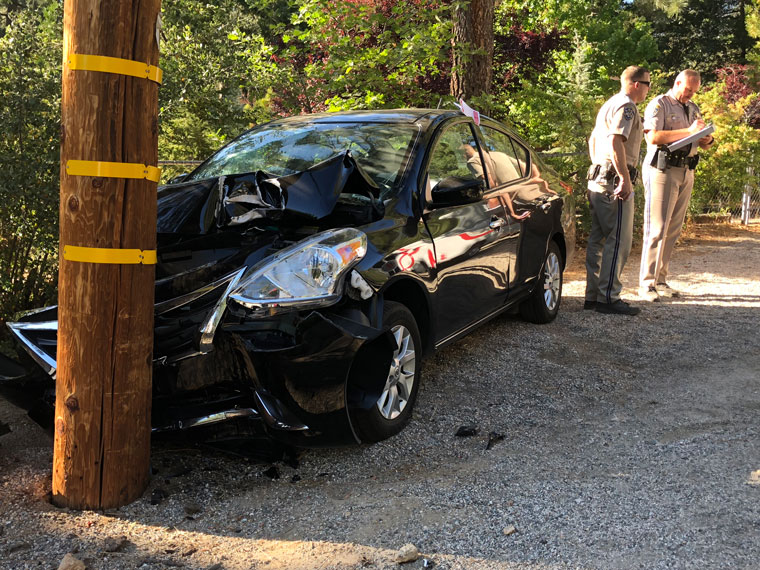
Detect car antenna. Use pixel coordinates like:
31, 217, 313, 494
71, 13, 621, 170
436, 97, 442, 109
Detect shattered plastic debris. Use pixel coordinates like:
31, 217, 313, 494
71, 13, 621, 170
165, 465, 193, 479
103, 536, 130, 553
349, 270, 374, 300
486, 431, 505, 450
283, 451, 300, 469
455, 425, 479, 437
150, 488, 168, 506
263, 466, 280, 480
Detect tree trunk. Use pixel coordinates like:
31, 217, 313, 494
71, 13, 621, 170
450, 0, 495, 102
54, 0, 161, 509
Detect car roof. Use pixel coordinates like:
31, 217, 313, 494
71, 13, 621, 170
268, 109, 462, 128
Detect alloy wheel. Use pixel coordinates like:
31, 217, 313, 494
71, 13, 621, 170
543, 251, 561, 311
376, 324, 416, 420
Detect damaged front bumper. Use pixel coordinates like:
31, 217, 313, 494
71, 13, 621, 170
3, 297, 393, 448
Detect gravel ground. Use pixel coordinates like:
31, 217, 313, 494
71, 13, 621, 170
1, 222, 759, 570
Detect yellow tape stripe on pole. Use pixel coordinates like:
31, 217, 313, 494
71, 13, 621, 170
63, 246, 157, 265
66, 160, 161, 183
68, 53, 163, 84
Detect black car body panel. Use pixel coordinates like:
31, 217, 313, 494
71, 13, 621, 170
2, 109, 575, 447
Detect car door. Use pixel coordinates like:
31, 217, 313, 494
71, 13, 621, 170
476, 125, 527, 294
421, 120, 515, 343
482, 127, 561, 295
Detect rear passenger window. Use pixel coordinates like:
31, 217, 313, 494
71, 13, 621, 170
480, 126, 527, 186
510, 138, 529, 178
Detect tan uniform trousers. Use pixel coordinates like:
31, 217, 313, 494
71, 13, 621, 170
639, 165, 694, 289
585, 189, 634, 304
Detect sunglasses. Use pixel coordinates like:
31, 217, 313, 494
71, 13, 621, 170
637, 80, 651, 86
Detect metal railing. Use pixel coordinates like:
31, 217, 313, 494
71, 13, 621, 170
158, 160, 203, 167
741, 166, 759, 225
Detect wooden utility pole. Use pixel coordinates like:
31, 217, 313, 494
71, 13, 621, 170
55, 0, 162, 509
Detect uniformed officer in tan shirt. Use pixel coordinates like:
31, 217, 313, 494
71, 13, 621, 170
639, 69, 716, 301
584, 65, 650, 316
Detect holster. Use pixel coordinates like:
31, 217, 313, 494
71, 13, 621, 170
589, 162, 638, 186
652, 146, 696, 170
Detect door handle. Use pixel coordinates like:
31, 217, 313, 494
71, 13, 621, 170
489, 217, 507, 230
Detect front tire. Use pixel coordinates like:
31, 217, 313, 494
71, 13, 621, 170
519, 241, 563, 324
352, 301, 422, 443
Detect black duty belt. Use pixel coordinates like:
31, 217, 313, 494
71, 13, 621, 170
653, 148, 700, 170
587, 163, 639, 185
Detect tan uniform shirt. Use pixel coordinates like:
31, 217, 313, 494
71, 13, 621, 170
588, 93, 643, 193
643, 89, 703, 167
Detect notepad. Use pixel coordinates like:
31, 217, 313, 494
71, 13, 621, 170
667, 124, 715, 152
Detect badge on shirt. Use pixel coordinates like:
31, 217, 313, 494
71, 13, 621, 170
623, 106, 634, 121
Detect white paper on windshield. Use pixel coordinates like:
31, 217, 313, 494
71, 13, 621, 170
666, 124, 715, 152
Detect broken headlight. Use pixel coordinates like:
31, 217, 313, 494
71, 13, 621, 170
229, 228, 368, 315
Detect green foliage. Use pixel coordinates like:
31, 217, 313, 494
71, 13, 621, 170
272, 0, 452, 112
749, 0, 760, 37
635, 0, 687, 18
690, 85, 760, 214
492, 1, 659, 154
158, 0, 273, 167
0, 1, 61, 326
633, 0, 756, 80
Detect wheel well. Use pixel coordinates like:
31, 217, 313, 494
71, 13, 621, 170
381, 279, 432, 355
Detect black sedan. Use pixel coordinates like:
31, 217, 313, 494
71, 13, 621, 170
3, 109, 575, 447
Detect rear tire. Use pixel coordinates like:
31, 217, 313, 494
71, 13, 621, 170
352, 301, 422, 443
519, 241, 563, 324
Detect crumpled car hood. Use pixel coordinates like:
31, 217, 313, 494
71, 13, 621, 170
157, 151, 383, 235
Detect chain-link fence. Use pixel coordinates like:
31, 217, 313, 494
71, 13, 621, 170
740, 166, 759, 224
541, 152, 760, 226
690, 164, 760, 224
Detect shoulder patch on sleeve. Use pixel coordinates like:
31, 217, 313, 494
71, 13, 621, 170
652, 104, 661, 117
623, 106, 634, 121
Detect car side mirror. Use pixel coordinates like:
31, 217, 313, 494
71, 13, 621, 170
167, 172, 190, 185
430, 176, 485, 207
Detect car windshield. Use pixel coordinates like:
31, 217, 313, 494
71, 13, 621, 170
187, 121, 419, 196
